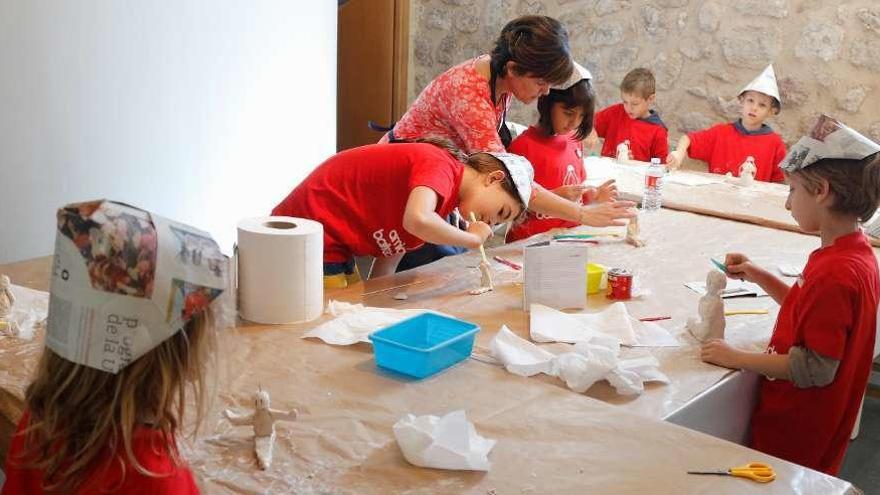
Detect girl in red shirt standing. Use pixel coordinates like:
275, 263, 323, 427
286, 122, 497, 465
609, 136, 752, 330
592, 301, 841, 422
701, 115, 880, 475
506, 62, 618, 242
3, 201, 229, 494
273, 140, 535, 284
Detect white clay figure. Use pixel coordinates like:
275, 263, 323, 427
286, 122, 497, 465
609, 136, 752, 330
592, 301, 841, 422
0, 275, 19, 336
224, 387, 298, 470
625, 215, 646, 248
686, 270, 727, 342
739, 156, 756, 186
616, 140, 631, 162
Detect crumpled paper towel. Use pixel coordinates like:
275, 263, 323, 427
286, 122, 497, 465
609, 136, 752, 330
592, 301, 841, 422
302, 300, 432, 345
530, 303, 678, 347
393, 410, 496, 471
490, 326, 668, 396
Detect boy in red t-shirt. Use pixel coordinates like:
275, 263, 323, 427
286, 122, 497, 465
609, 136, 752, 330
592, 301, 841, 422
667, 64, 786, 182
272, 141, 535, 285
507, 62, 617, 243
587, 68, 669, 163
701, 115, 880, 475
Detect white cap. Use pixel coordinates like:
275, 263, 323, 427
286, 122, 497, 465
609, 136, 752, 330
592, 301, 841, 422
475, 152, 535, 208
739, 64, 781, 108
550, 61, 592, 91
780, 114, 880, 172
47, 200, 228, 373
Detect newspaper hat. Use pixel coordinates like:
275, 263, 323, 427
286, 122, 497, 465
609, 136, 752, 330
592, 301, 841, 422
551, 61, 592, 91
739, 64, 781, 107
47, 200, 228, 373
780, 114, 880, 172
474, 152, 535, 208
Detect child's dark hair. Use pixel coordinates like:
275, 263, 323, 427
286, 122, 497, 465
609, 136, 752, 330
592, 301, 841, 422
490, 16, 573, 87
620, 68, 655, 99
536, 79, 596, 140
792, 152, 880, 222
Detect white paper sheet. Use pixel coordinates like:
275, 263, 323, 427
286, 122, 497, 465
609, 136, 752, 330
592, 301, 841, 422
393, 410, 496, 471
685, 279, 768, 298
664, 173, 723, 187
490, 325, 556, 377
4, 284, 49, 340
530, 303, 677, 347
302, 300, 433, 345
523, 242, 588, 310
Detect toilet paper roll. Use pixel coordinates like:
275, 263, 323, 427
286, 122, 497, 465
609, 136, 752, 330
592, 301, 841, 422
237, 216, 324, 324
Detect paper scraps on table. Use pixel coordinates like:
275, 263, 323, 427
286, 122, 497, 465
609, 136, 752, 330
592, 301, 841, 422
490, 326, 669, 396
685, 279, 768, 298
663, 173, 723, 187
393, 410, 496, 471
302, 300, 436, 345
529, 303, 678, 347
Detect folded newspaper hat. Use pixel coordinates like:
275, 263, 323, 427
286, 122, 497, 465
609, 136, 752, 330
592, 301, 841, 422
780, 114, 880, 172
475, 152, 535, 208
551, 61, 592, 91
739, 64, 781, 107
47, 200, 228, 373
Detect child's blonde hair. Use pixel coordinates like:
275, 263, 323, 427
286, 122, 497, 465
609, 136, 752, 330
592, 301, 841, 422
13, 312, 216, 493
620, 68, 655, 99
790, 152, 880, 222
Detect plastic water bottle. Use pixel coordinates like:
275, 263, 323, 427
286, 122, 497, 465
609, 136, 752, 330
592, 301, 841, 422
562, 164, 582, 205
643, 158, 664, 212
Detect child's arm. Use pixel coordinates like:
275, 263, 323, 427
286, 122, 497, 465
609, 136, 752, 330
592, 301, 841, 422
371, 254, 405, 279
666, 135, 690, 170
403, 186, 490, 249
724, 253, 790, 305
530, 183, 636, 226
701, 340, 791, 380
583, 179, 618, 203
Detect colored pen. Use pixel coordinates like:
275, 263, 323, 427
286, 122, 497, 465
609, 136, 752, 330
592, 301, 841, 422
638, 316, 672, 322
553, 234, 596, 239
711, 258, 729, 273
493, 255, 522, 270
555, 239, 599, 244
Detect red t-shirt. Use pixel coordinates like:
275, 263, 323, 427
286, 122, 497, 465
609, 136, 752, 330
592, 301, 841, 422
506, 126, 584, 242
594, 103, 669, 163
379, 56, 510, 154
687, 121, 786, 182
2, 412, 199, 494
750, 231, 879, 475
272, 143, 464, 263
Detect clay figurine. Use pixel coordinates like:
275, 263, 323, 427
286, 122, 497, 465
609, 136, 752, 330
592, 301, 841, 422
686, 270, 727, 342
625, 215, 646, 248
739, 156, 757, 186
0, 275, 19, 336
616, 139, 631, 162
224, 387, 298, 470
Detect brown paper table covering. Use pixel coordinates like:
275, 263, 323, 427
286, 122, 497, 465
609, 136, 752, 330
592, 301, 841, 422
595, 158, 880, 248
0, 207, 862, 493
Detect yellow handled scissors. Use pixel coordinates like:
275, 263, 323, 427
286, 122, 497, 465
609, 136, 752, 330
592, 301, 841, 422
688, 462, 776, 483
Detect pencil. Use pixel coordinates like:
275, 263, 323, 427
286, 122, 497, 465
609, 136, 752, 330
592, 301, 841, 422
493, 255, 522, 270
638, 316, 672, 322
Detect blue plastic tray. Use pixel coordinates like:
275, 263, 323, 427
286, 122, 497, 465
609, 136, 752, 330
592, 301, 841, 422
368, 313, 479, 379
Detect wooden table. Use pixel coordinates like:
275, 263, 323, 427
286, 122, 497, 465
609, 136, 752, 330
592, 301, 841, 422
0, 207, 860, 494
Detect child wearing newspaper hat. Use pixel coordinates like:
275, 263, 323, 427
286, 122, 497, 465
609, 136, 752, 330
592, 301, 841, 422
272, 140, 536, 286
666, 65, 787, 182
2, 201, 229, 494
700, 115, 880, 475
506, 62, 619, 243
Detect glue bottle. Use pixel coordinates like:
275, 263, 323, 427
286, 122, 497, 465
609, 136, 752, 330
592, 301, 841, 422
643, 157, 664, 212
562, 164, 582, 205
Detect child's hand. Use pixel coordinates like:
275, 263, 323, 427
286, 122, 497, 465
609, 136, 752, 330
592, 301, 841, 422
553, 184, 589, 202
666, 150, 685, 170
578, 200, 637, 227
586, 179, 618, 203
700, 339, 742, 369
466, 219, 493, 247
724, 252, 761, 282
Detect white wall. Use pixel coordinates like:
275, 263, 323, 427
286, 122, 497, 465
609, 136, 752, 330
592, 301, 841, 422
0, 1, 337, 263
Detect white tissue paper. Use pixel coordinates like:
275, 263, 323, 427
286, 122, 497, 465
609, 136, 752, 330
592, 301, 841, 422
490, 326, 668, 396
393, 410, 496, 471
4, 284, 49, 340
302, 300, 432, 345
531, 303, 672, 347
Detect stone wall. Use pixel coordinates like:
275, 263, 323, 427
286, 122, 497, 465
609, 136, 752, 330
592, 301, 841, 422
408, 0, 880, 156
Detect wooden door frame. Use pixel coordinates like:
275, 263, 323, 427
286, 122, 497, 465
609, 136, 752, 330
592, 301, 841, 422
391, 0, 409, 121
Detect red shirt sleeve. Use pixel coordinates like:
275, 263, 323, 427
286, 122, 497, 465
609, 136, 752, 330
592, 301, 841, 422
593, 106, 610, 138
770, 137, 787, 183
686, 125, 719, 162
796, 278, 855, 360
408, 153, 458, 208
